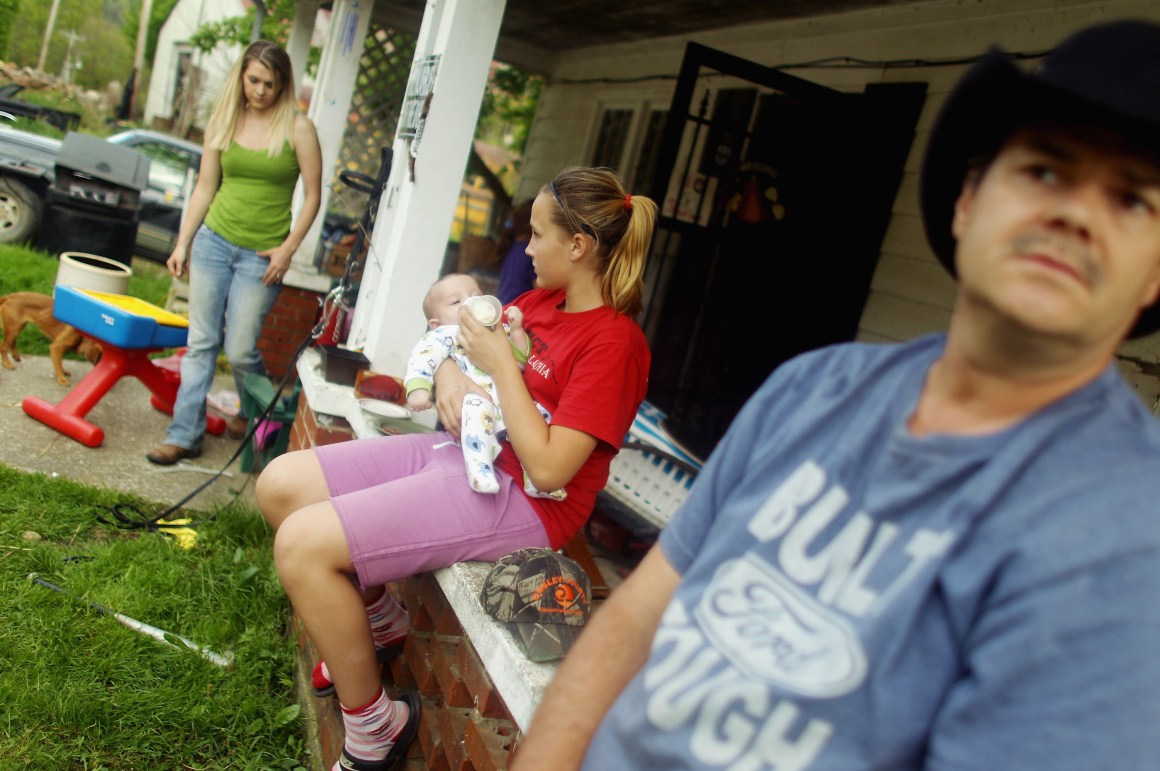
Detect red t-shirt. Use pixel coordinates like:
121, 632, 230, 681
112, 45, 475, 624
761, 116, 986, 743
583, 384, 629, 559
495, 289, 650, 548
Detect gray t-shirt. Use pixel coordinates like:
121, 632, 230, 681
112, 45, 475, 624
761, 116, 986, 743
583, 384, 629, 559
584, 335, 1160, 770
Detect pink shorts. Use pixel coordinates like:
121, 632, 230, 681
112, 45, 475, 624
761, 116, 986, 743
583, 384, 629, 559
314, 431, 550, 588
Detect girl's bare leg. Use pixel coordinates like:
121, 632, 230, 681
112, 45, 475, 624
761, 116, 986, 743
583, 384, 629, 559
273, 498, 382, 708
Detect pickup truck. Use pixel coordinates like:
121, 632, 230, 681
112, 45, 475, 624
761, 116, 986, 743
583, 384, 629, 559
0, 126, 201, 263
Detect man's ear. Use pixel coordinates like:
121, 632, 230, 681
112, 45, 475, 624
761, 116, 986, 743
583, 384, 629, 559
950, 173, 980, 240
1138, 260, 1160, 309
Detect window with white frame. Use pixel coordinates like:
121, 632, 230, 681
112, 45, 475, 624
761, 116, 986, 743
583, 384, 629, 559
632, 108, 669, 193
587, 102, 672, 194
589, 107, 635, 172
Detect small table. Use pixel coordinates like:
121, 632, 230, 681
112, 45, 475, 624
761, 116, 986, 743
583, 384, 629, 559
23, 285, 225, 447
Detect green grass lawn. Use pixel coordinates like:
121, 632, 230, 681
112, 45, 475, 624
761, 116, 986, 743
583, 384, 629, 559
0, 245, 173, 359
0, 466, 306, 769
0, 246, 307, 766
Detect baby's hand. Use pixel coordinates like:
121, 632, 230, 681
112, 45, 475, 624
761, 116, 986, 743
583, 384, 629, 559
505, 306, 524, 331
407, 389, 433, 411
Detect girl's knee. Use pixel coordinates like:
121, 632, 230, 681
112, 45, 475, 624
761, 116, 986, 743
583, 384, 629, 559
271, 504, 349, 589
272, 516, 316, 587
256, 451, 310, 527
257, 449, 332, 531
272, 516, 302, 567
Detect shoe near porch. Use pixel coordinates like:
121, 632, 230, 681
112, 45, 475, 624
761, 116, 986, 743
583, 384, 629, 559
147, 0, 1160, 768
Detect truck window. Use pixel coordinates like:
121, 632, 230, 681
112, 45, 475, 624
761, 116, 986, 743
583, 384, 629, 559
132, 142, 194, 199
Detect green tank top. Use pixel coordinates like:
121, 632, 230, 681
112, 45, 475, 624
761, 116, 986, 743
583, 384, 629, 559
204, 141, 301, 251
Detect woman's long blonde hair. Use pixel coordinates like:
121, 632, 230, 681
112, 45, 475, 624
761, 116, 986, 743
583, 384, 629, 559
203, 40, 298, 157
543, 167, 658, 317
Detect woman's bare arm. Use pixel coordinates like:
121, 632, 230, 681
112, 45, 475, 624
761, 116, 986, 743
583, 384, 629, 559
260, 115, 323, 284
432, 358, 487, 438
455, 310, 596, 490
166, 147, 221, 279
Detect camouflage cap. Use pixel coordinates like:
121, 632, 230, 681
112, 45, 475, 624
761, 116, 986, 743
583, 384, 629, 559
480, 548, 591, 663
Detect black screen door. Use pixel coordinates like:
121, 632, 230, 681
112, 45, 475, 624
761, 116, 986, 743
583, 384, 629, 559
642, 42, 926, 458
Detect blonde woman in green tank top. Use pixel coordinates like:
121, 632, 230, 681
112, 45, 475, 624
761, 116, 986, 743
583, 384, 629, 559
146, 40, 322, 466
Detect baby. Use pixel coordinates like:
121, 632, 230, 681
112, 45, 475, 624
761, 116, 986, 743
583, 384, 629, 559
405, 273, 565, 499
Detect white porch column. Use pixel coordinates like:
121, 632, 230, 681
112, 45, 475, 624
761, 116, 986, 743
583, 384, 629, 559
286, 0, 372, 288
348, 0, 507, 377
286, 0, 320, 99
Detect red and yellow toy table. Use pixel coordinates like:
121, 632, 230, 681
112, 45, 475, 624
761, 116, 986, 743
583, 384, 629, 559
23, 286, 226, 447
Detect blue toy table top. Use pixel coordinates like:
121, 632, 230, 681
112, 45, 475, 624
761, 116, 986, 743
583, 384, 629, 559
53, 285, 189, 349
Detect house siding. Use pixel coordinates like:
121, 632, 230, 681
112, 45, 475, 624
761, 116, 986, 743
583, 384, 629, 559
516, 0, 1160, 410
144, 0, 245, 130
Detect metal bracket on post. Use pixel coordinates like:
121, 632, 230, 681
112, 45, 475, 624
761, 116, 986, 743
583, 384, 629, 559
398, 54, 440, 182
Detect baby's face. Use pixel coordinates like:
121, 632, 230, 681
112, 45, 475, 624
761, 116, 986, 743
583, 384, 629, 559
428, 274, 482, 328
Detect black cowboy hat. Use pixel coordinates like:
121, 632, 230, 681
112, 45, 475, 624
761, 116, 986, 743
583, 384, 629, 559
920, 19, 1160, 338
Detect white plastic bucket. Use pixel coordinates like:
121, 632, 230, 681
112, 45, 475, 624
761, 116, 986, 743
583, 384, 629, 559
55, 252, 132, 296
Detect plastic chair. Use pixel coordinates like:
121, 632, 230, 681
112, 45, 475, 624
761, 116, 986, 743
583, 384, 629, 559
239, 372, 302, 473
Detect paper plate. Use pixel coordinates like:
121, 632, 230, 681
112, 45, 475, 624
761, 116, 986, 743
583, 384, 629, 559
359, 399, 411, 420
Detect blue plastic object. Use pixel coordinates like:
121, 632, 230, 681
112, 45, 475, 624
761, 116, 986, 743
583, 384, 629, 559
53, 284, 188, 349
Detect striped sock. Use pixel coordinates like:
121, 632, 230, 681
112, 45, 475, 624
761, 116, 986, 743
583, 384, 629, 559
366, 589, 410, 648
339, 688, 409, 763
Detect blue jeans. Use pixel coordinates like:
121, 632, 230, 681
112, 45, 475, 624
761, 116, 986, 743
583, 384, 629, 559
164, 225, 280, 450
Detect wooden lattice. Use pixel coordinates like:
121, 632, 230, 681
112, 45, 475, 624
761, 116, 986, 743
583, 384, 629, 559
328, 24, 416, 220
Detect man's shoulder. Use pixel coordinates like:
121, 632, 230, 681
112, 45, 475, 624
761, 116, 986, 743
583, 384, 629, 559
765, 335, 943, 396
708, 337, 941, 448
1068, 371, 1160, 465
793, 334, 941, 366
1006, 371, 1160, 529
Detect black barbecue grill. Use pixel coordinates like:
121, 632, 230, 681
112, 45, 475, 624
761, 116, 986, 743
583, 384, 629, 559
39, 133, 150, 266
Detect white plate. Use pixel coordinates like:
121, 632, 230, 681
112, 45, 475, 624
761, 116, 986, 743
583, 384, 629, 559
359, 399, 411, 420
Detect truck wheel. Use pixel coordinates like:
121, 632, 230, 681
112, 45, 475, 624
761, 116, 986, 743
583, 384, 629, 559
0, 177, 43, 244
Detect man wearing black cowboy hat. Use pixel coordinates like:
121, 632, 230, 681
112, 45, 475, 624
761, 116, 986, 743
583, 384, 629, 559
515, 19, 1160, 771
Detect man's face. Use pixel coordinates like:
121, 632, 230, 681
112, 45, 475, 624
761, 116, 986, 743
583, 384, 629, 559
952, 124, 1160, 348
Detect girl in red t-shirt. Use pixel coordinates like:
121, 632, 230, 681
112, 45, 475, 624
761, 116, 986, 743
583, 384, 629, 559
256, 168, 657, 770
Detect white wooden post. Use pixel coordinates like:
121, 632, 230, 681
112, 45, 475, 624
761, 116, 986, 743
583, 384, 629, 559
348, 0, 507, 377
285, 0, 319, 100
286, 0, 372, 287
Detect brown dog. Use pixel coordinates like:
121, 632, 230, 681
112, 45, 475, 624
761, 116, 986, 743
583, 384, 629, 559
0, 292, 100, 385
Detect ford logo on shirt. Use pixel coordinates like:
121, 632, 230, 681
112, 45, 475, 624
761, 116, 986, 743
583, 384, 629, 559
695, 554, 867, 698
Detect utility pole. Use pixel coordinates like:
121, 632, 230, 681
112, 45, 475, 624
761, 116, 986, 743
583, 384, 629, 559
37, 0, 63, 72
60, 30, 84, 84
130, 0, 155, 119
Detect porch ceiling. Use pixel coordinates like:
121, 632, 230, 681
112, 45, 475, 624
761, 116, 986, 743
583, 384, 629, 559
370, 0, 921, 69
